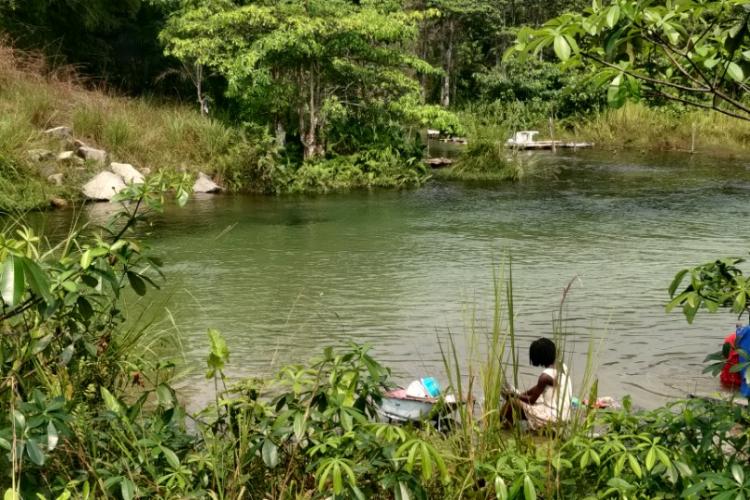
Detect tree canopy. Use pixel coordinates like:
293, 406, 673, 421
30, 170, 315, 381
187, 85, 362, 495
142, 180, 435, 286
509, 0, 750, 120
161, 0, 459, 159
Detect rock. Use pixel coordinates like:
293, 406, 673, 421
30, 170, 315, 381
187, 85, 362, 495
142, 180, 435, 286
76, 146, 107, 165
141, 167, 151, 176
49, 197, 68, 209
81, 171, 127, 201
193, 172, 222, 193
38, 164, 57, 179
47, 173, 64, 186
44, 126, 72, 139
57, 151, 84, 165
27, 149, 54, 162
110, 162, 144, 184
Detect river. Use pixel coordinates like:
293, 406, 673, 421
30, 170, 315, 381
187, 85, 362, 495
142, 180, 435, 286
42, 150, 750, 409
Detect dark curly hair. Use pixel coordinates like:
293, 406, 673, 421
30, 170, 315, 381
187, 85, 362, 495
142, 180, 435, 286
529, 338, 556, 367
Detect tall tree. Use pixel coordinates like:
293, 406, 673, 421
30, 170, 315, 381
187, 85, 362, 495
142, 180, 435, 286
162, 0, 456, 159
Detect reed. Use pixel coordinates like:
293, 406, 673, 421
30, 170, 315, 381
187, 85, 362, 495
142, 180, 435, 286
437, 259, 602, 497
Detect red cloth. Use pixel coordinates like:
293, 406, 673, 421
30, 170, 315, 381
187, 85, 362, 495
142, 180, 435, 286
720, 332, 742, 388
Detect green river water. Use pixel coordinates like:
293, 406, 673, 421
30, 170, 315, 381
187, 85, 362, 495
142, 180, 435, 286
42, 150, 750, 409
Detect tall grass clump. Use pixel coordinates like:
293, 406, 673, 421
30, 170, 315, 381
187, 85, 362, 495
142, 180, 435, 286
575, 101, 750, 154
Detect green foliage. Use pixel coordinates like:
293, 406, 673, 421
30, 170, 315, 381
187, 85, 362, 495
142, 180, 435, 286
437, 140, 530, 183
475, 59, 605, 119
0, 0, 183, 94
286, 149, 429, 194
161, 0, 458, 160
667, 257, 750, 324
509, 0, 750, 120
0, 170, 192, 496
0, 154, 51, 212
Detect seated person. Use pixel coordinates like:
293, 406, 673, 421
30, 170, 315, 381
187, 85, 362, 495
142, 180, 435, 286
502, 337, 573, 430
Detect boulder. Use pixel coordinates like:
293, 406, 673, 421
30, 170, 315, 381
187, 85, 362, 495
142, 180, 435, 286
27, 149, 54, 162
76, 146, 107, 165
49, 197, 68, 209
57, 151, 84, 165
81, 171, 127, 201
47, 173, 64, 186
193, 172, 222, 193
110, 162, 144, 184
44, 126, 72, 139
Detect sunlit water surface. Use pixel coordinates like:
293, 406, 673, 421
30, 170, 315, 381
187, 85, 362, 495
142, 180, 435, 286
40, 150, 750, 409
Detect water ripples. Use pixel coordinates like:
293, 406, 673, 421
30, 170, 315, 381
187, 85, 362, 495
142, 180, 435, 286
47, 150, 746, 408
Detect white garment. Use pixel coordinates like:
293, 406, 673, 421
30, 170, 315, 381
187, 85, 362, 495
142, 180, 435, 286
521, 363, 573, 429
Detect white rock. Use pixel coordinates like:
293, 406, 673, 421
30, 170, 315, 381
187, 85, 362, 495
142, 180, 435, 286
77, 146, 107, 165
47, 173, 64, 186
193, 172, 222, 193
44, 126, 72, 139
57, 151, 84, 165
81, 171, 127, 201
110, 162, 144, 184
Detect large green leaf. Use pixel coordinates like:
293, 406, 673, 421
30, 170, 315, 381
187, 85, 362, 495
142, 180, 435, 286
0, 255, 24, 307
261, 439, 279, 468
206, 328, 230, 378
26, 438, 45, 465
554, 35, 571, 61
100, 386, 124, 416
606, 5, 620, 28
727, 62, 744, 82
21, 257, 53, 304
126, 271, 147, 296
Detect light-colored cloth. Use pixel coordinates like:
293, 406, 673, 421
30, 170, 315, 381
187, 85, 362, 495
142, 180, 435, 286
520, 364, 573, 430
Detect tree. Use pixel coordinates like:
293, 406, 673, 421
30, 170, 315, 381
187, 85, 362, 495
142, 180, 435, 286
161, 0, 458, 160
508, 0, 750, 121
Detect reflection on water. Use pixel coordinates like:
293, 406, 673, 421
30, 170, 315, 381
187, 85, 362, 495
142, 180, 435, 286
38, 150, 750, 409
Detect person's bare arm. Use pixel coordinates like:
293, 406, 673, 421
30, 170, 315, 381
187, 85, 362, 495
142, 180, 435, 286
507, 373, 554, 404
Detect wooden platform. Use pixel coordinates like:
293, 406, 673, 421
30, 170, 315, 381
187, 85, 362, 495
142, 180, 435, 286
507, 140, 593, 150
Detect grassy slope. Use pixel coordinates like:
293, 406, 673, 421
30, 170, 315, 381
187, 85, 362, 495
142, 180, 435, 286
0, 43, 243, 212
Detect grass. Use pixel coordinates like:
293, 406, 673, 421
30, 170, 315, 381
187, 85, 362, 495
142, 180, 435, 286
572, 102, 750, 155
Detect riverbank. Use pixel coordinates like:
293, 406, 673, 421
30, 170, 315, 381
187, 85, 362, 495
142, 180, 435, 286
4, 40, 750, 211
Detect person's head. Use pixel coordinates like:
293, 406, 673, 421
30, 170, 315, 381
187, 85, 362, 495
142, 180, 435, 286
529, 337, 556, 367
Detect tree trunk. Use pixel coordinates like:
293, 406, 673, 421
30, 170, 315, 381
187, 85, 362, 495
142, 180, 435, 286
440, 19, 454, 108
275, 120, 286, 149
302, 65, 320, 160
195, 63, 208, 117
